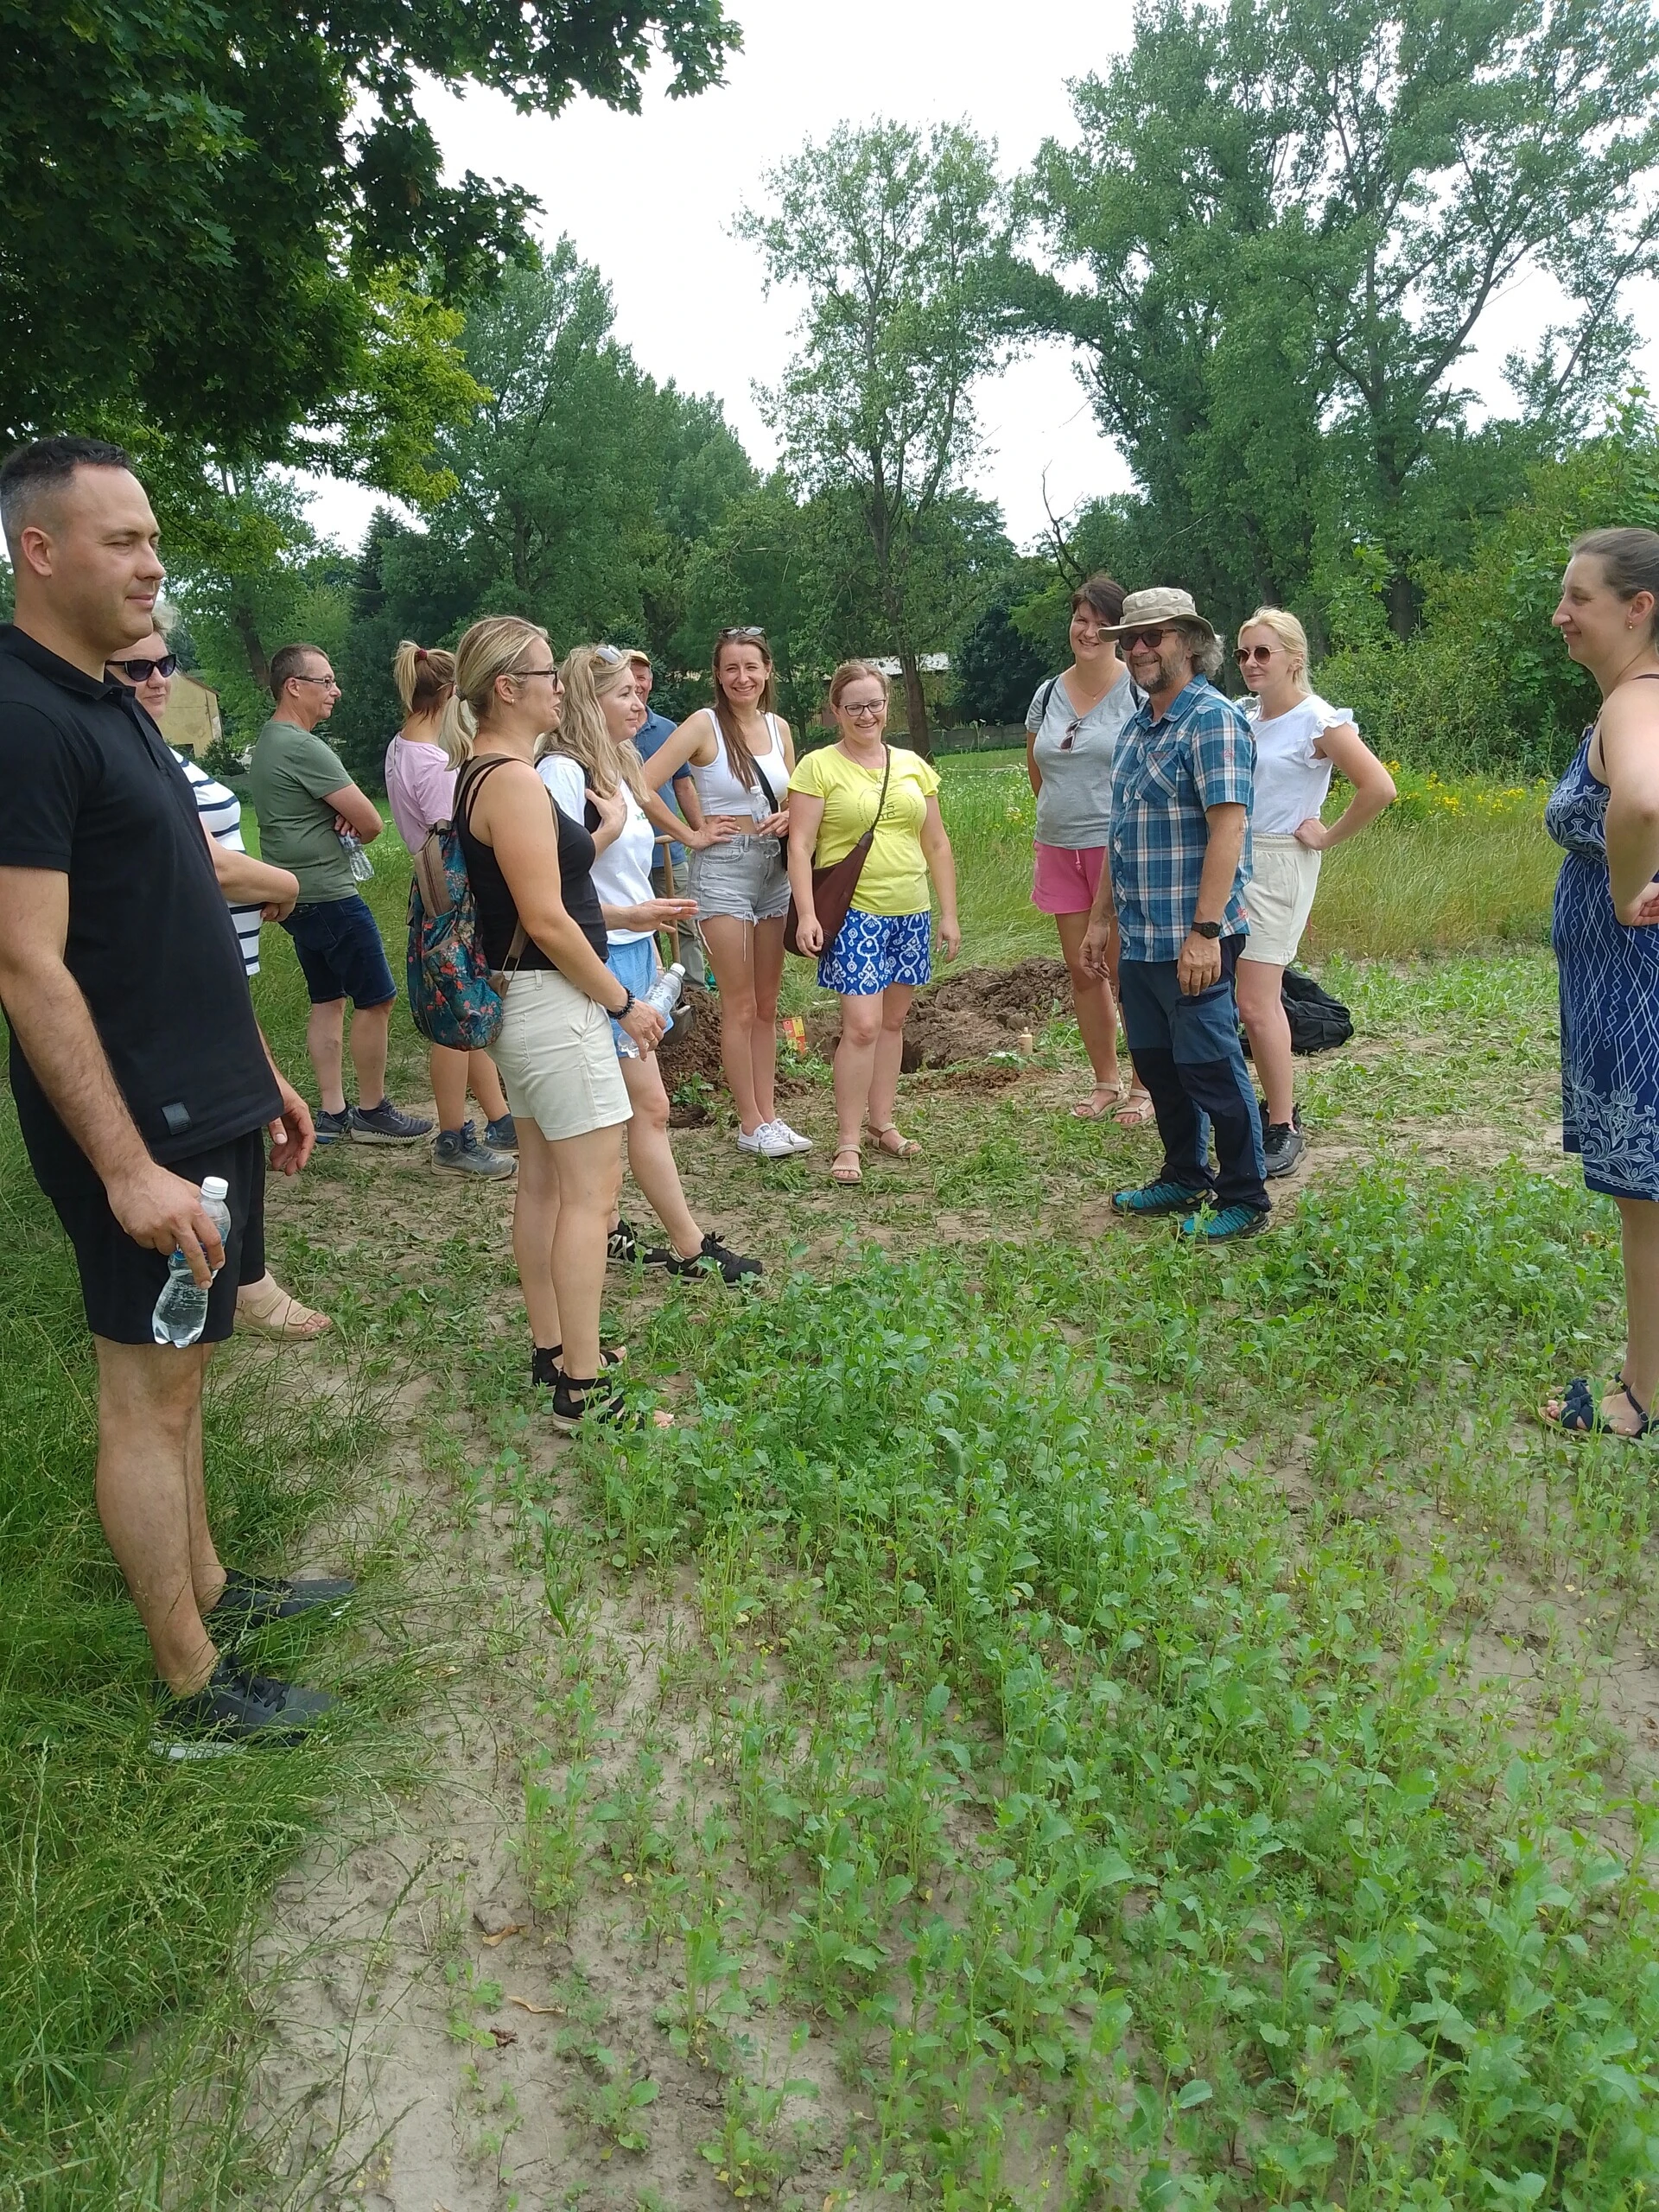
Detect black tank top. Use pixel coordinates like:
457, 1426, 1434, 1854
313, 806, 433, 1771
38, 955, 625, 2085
455, 756, 609, 969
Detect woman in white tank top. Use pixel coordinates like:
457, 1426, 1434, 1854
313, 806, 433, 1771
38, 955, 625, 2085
1234, 607, 1395, 1177
636, 628, 813, 1160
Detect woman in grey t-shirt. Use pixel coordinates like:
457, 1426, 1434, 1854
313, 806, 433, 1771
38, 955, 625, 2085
1026, 574, 1152, 1124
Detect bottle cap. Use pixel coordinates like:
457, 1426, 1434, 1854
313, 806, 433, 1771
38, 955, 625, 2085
668, 963, 685, 977
201, 1175, 229, 1200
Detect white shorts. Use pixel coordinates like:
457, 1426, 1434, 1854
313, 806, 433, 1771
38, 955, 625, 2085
1242, 834, 1322, 968
491, 968, 632, 1141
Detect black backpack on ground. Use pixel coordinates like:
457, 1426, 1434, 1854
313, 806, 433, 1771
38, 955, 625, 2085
1278, 968, 1353, 1054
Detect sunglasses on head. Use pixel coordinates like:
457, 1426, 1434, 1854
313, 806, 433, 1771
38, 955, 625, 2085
1236, 643, 1274, 665
593, 644, 625, 664
717, 626, 766, 643
1119, 626, 1172, 652
107, 653, 177, 682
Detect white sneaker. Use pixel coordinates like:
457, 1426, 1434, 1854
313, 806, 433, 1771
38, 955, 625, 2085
771, 1118, 815, 1154
736, 1122, 795, 1160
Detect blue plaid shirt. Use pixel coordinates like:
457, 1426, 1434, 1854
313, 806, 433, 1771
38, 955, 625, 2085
1109, 677, 1255, 963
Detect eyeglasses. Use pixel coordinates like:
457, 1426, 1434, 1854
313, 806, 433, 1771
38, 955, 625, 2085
515, 666, 560, 683
841, 701, 886, 721
1119, 627, 1171, 652
107, 653, 176, 681
291, 672, 339, 687
1235, 644, 1274, 665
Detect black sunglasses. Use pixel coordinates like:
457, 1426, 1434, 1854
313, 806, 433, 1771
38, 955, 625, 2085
107, 653, 177, 682
1119, 627, 1172, 652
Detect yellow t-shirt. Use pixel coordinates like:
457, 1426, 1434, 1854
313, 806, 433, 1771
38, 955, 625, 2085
788, 744, 941, 917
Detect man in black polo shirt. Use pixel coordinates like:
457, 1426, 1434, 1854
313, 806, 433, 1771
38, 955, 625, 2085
0, 437, 349, 1750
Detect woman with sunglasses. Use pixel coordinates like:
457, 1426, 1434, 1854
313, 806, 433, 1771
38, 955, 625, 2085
105, 626, 334, 1339
639, 627, 812, 1160
1233, 607, 1395, 1176
1026, 574, 1153, 1127
788, 661, 960, 1185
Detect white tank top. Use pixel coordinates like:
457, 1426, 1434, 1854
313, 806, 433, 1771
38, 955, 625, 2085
689, 708, 788, 823
1248, 692, 1351, 835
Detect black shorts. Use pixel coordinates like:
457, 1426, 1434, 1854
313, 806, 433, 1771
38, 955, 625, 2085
39, 1128, 267, 1346
282, 893, 397, 1007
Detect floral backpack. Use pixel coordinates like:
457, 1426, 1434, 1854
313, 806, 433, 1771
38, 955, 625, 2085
404, 759, 524, 1050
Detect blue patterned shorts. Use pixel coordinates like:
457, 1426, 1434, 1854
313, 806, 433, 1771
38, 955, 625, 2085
818, 907, 932, 995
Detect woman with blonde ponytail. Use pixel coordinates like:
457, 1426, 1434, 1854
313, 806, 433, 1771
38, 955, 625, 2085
385, 641, 517, 1179
539, 646, 759, 1284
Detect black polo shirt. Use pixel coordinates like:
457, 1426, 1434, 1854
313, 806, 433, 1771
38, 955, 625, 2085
0, 625, 279, 1185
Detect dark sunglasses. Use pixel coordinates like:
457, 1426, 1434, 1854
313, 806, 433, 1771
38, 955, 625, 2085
107, 653, 177, 682
1059, 717, 1084, 751
1235, 644, 1274, 665
1119, 627, 1171, 652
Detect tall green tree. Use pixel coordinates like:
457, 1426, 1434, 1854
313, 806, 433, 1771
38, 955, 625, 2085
1022, 0, 1659, 637
738, 120, 1018, 751
2, 0, 738, 461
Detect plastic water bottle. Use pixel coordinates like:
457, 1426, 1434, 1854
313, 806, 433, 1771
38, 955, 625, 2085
643, 963, 686, 1020
151, 1177, 232, 1348
339, 830, 374, 881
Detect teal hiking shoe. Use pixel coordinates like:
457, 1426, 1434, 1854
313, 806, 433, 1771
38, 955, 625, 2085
1112, 1178, 1208, 1217
1178, 1203, 1270, 1243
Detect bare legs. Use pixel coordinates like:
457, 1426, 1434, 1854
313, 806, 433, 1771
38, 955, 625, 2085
619, 1053, 705, 1259
511, 1117, 625, 1377
431, 1043, 509, 1131
93, 1338, 220, 1694
1236, 957, 1295, 1125
1615, 1194, 1659, 1428
702, 913, 786, 1134
306, 995, 393, 1115
833, 986, 916, 1154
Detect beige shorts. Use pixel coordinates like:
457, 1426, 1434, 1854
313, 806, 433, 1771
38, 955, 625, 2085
491, 968, 632, 1141
1242, 834, 1323, 968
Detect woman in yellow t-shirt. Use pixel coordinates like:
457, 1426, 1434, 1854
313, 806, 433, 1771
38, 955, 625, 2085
786, 661, 961, 1185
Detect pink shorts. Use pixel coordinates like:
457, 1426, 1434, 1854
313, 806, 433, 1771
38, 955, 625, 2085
1033, 841, 1107, 916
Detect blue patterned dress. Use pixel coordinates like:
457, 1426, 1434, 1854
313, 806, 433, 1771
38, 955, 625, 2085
1546, 729, 1659, 1199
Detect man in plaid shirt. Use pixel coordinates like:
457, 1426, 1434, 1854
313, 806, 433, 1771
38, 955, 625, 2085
1082, 588, 1269, 1239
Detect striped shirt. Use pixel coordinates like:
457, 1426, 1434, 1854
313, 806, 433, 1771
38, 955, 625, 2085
1108, 677, 1255, 963
174, 751, 263, 976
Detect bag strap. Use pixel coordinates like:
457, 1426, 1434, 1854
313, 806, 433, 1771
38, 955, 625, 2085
753, 754, 781, 816
869, 744, 893, 835
455, 755, 529, 980
1036, 676, 1060, 723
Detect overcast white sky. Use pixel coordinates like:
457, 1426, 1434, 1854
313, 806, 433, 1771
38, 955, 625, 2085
300, 0, 1659, 556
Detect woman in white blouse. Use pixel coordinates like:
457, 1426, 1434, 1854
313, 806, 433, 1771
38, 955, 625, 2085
1234, 607, 1395, 1177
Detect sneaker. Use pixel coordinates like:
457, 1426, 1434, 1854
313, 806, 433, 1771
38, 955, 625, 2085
1262, 1122, 1307, 1178
769, 1119, 815, 1154
657, 1230, 762, 1285
208, 1570, 356, 1631
531, 1344, 625, 1389
351, 1098, 435, 1144
736, 1122, 796, 1160
315, 1105, 355, 1144
1178, 1203, 1270, 1243
434, 1122, 516, 1178
483, 1114, 518, 1154
607, 1217, 641, 1264
1112, 1178, 1209, 1217
548, 1370, 640, 1434
150, 1662, 335, 1758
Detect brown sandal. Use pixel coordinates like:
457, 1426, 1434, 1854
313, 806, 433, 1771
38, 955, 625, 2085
867, 1123, 921, 1159
831, 1147, 863, 1185
235, 1274, 333, 1341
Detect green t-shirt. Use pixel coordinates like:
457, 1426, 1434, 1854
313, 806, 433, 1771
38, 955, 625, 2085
248, 718, 355, 902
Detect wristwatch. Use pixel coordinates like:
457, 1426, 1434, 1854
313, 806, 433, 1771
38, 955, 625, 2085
1191, 919, 1224, 940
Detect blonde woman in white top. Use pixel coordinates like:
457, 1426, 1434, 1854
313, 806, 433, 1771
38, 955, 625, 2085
638, 627, 812, 1160
1235, 607, 1395, 1175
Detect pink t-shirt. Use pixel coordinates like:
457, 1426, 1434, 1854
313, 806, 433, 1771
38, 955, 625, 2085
384, 734, 455, 853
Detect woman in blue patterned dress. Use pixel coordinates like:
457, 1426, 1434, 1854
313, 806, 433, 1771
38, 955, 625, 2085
1544, 526, 1659, 1437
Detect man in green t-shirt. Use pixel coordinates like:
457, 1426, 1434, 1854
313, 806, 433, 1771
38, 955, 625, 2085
247, 645, 431, 1144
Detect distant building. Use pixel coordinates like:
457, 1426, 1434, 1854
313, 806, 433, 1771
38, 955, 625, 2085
156, 671, 223, 755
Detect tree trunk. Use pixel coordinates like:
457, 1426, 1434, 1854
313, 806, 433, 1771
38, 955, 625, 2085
899, 650, 931, 758
1385, 569, 1420, 641
231, 598, 270, 696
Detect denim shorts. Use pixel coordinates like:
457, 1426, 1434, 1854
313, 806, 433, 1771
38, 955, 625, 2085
282, 893, 397, 1008
819, 907, 932, 995
605, 936, 660, 1058
686, 833, 790, 923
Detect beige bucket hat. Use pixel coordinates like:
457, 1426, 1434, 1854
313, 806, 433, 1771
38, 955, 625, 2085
1102, 586, 1217, 643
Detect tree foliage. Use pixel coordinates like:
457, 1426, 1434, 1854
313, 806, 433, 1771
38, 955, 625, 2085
739, 120, 1019, 749
1020, 0, 1659, 639
1, 0, 738, 461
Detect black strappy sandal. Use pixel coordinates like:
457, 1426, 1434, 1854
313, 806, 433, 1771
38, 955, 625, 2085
1541, 1376, 1655, 1439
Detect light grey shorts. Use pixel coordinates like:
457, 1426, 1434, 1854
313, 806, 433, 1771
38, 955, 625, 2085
491, 968, 632, 1141
687, 833, 791, 924
1241, 834, 1323, 968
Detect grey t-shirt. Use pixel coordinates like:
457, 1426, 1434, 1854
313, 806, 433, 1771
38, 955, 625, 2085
1027, 670, 1139, 849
